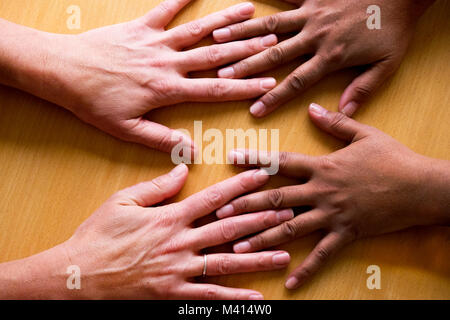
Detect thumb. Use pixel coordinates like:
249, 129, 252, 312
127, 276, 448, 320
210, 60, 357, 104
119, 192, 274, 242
308, 103, 371, 143
140, 0, 193, 28
119, 163, 189, 207
339, 60, 397, 117
126, 119, 196, 160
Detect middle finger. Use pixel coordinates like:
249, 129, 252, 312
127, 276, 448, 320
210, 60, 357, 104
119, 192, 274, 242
189, 209, 294, 249
179, 34, 277, 72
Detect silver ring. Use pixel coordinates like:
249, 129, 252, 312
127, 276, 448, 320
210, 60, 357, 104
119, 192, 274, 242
202, 254, 207, 277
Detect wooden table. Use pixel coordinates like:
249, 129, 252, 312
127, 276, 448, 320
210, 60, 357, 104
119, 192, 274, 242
0, 0, 449, 299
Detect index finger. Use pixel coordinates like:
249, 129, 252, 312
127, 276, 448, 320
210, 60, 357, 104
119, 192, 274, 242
165, 2, 255, 49
180, 169, 269, 222
213, 9, 306, 43
228, 149, 316, 178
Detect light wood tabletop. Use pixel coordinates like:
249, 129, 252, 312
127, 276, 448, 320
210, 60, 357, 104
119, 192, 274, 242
0, 0, 449, 299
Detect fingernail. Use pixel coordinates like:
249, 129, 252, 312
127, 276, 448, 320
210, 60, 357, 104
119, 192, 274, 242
309, 103, 327, 117
250, 101, 266, 117
248, 294, 264, 300
213, 28, 231, 41
277, 209, 294, 222
342, 102, 358, 117
218, 67, 235, 78
285, 276, 299, 290
260, 78, 276, 90
261, 34, 277, 47
253, 168, 269, 183
272, 252, 290, 266
169, 163, 187, 177
228, 149, 245, 163
237, 2, 255, 16
234, 241, 251, 253
216, 204, 234, 218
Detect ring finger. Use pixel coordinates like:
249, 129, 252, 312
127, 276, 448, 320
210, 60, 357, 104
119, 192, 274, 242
190, 209, 294, 249
186, 251, 291, 277
218, 34, 313, 79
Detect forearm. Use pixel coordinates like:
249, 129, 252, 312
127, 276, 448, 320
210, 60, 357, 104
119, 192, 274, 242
0, 19, 75, 110
417, 157, 450, 226
0, 244, 74, 299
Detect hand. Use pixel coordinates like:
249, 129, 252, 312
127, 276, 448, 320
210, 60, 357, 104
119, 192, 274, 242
213, 0, 434, 117
9, 0, 278, 154
56, 164, 294, 299
216, 103, 450, 290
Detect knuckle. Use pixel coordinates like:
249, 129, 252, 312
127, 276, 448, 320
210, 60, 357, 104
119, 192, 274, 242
267, 189, 284, 209
234, 60, 250, 75
282, 220, 299, 240
233, 198, 248, 213
296, 267, 312, 280
231, 23, 244, 35
263, 90, 280, 106
217, 256, 234, 274
251, 234, 267, 250
262, 211, 276, 227
203, 288, 218, 300
185, 21, 203, 36
152, 281, 173, 299
257, 254, 267, 268
158, 2, 173, 16
267, 46, 285, 65
315, 246, 331, 263
326, 45, 346, 66
154, 133, 174, 152
329, 112, 348, 132
278, 152, 289, 169
208, 81, 229, 98
220, 219, 238, 241
152, 80, 179, 101
264, 15, 280, 33
317, 156, 338, 172
151, 176, 166, 192
205, 46, 223, 65
204, 186, 225, 209
288, 72, 308, 92
354, 85, 372, 99
248, 38, 260, 51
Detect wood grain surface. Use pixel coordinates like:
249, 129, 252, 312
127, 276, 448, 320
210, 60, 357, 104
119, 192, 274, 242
0, 0, 449, 299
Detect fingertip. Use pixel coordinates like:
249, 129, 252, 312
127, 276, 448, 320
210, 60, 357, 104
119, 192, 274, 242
248, 293, 264, 300
250, 101, 266, 117
213, 28, 231, 42
233, 241, 251, 253
216, 204, 234, 219
169, 163, 189, 178
272, 251, 291, 266
260, 78, 277, 91
218, 67, 235, 78
285, 276, 299, 290
237, 2, 255, 17
227, 149, 245, 164
341, 102, 359, 117
253, 168, 270, 184
261, 34, 278, 48
308, 103, 327, 118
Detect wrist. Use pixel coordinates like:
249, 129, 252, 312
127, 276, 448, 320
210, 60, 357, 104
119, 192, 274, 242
416, 156, 450, 226
0, 243, 77, 299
